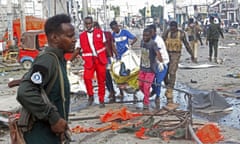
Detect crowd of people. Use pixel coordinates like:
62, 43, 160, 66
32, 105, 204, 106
14, 14, 224, 143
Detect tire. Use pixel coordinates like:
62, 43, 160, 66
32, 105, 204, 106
22, 60, 32, 70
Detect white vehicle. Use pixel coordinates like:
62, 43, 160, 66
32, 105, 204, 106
145, 17, 154, 26
231, 22, 239, 29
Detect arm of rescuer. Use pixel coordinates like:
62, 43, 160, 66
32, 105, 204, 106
70, 39, 81, 62
17, 54, 67, 134
180, 30, 194, 61
154, 42, 165, 71
125, 29, 137, 47
130, 37, 137, 47
70, 47, 81, 62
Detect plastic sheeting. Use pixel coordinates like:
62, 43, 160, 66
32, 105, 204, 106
191, 90, 233, 113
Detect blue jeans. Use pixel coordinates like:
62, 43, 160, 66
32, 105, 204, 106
152, 64, 168, 97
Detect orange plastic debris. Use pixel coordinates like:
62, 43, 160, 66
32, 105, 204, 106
71, 122, 135, 133
109, 122, 123, 130
135, 127, 149, 139
100, 107, 142, 123
96, 124, 113, 132
196, 123, 224, 143
71, 107, 143, 134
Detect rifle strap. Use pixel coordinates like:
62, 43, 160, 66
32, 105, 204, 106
43, 52, 66, 119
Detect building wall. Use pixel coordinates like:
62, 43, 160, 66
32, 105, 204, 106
42, 0, 68, 18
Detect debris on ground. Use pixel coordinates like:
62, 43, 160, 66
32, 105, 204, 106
69, 106, 201, 142
196, 123, 224, 143
190, 90, 233, 114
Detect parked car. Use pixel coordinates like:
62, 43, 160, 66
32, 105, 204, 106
231, 22, 239, 29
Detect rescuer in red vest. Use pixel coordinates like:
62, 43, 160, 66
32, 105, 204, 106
79, 16, 108, 108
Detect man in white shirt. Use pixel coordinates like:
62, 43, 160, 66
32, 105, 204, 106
148, 24, 169, 108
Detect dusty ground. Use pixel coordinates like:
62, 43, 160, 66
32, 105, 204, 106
1, 32, 240, 144
66, 33, 240, 144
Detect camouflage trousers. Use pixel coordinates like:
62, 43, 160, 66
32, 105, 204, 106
164, 52, 181, 100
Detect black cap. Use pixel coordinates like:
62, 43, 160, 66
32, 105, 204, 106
110, 20, 118, 28
169, 21, 177, 27
210, 16, 214, 21
189, 18, 194, 24
148, 24, 156, 31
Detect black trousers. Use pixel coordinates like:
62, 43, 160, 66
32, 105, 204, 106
209, 39, 219, 58
106, 69, 114, 92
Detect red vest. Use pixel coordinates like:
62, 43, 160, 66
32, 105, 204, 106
80, 28, 107, 68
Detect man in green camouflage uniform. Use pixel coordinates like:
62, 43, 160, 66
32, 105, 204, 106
17, 14, 76, 144
206, 16, 224, 63
162, 21, 194, 107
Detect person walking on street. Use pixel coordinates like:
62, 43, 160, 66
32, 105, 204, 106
185, 18, 202, 63
93, 21, 118, 102
206, 16, 224, 63
17, 14, 76, 143
110, 20, 137, 99
80, 16, 108, 108
148, 24, 169, 108
162, 21, 194, 108
195, 21, 203, 46
138, 28, 164, 110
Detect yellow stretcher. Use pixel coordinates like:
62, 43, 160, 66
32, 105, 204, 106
110, 62, 139, 90
110, 49, 140, 91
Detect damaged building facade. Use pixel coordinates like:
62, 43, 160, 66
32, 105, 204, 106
172, 0, 239, 26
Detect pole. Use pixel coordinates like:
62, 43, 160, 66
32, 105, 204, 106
20, 0, 26, 34
7, 0, 13, 43
47, 0, 51, 17
82, 0, 88, 19
54, 0, 56, 15
103, 0, 107, 30
89, 0, 92, 15
173, 0, 176, 20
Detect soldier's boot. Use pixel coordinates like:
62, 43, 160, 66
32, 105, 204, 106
165, 89, 179, 110
165, 88, 173, 102
193, 58, 198, 63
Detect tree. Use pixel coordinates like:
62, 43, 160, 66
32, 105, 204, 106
139, 7, 146, 18
166, 0, 173, 4
111, 6, 120, 17
139, 5, 163, 18
151, 5, 163, 18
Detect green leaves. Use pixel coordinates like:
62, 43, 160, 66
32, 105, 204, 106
166, 0, 173, 4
